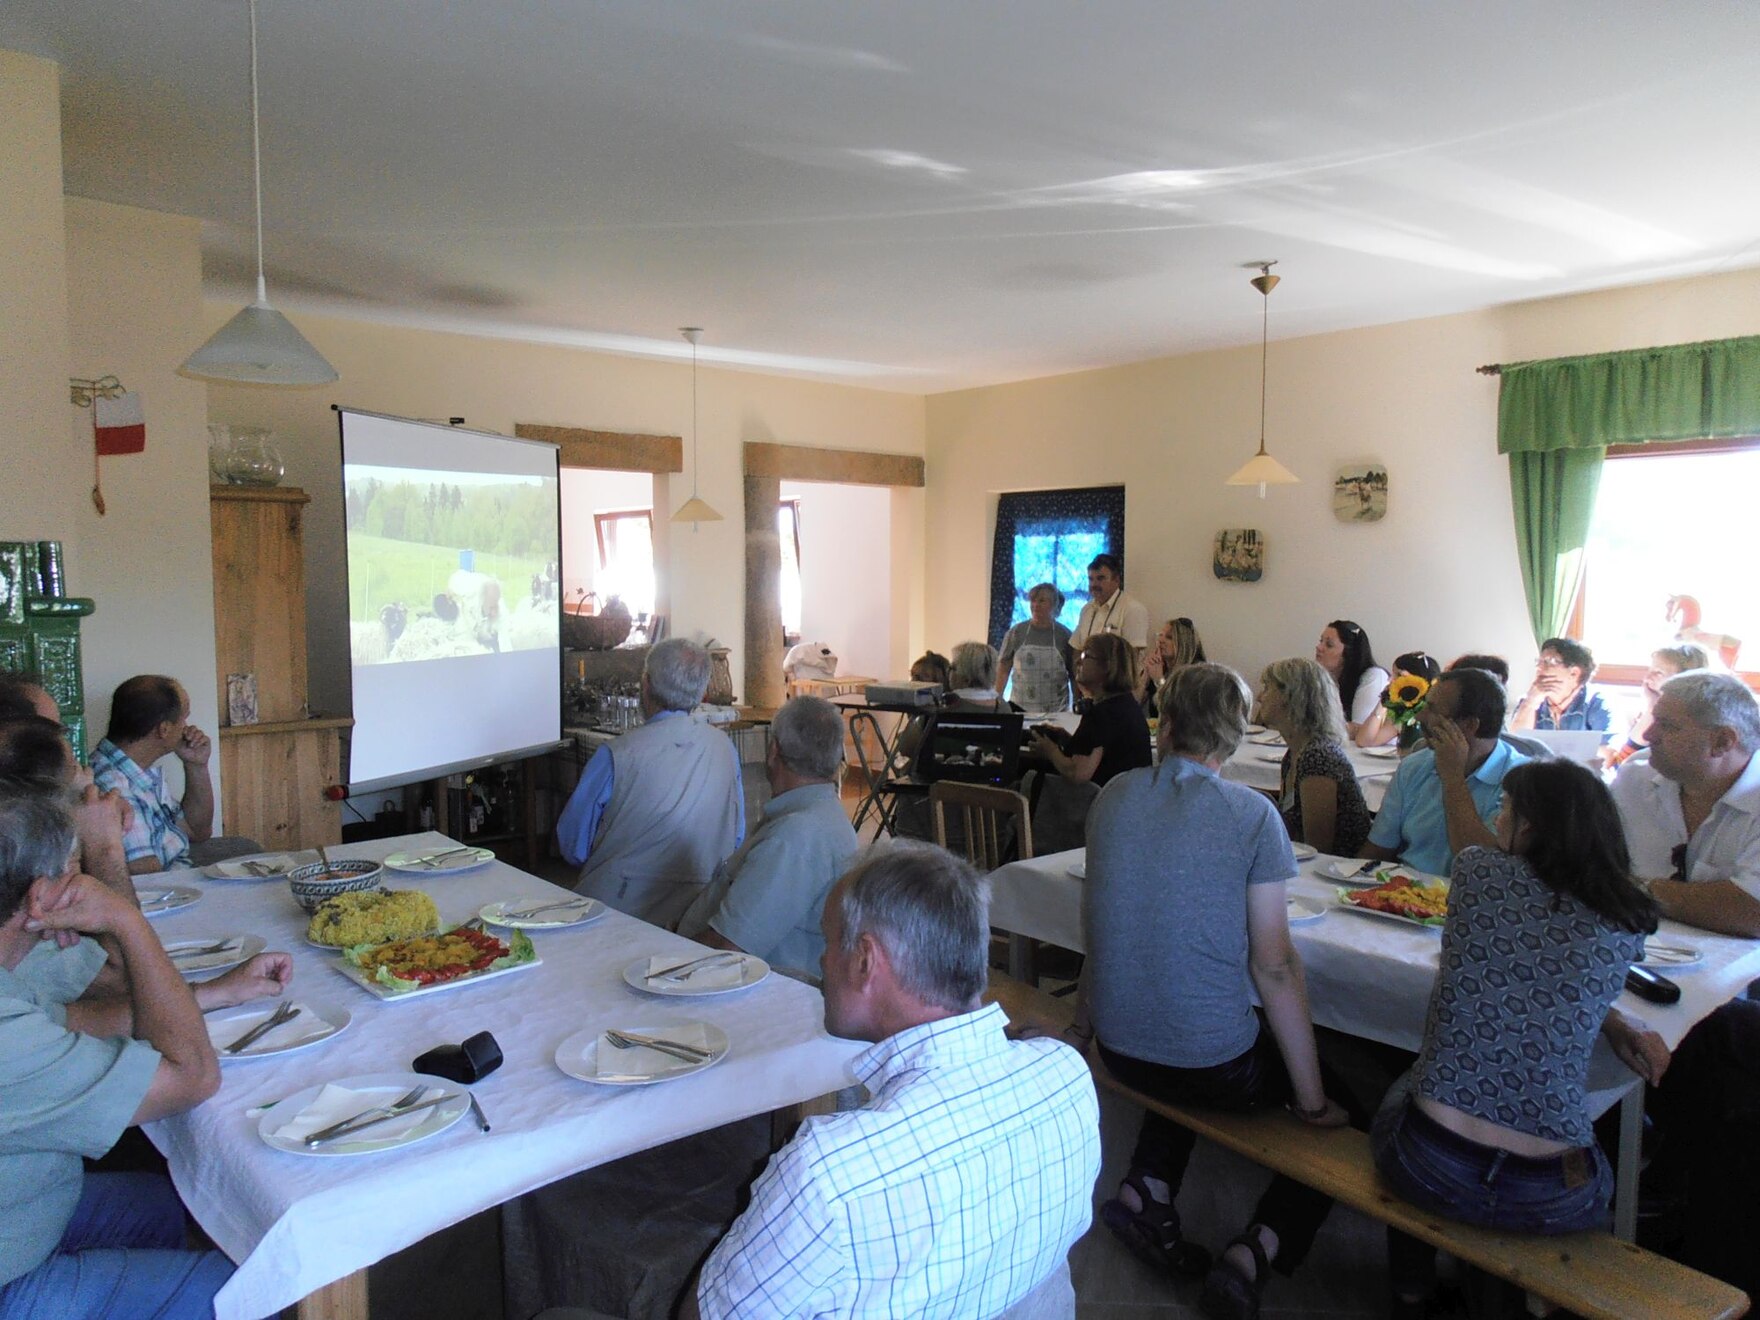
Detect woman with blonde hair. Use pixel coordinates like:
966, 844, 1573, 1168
1138, 617, 1207, 717
1258, 657, 1372, 855
947, 641, 1006, 710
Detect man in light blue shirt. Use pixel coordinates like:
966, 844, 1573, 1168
679, 696, 860, 977
1363, 668, 1526, 877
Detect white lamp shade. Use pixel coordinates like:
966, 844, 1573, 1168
179, 301, 338, 385
1224, 452, 1300, 487
672, 495, 724, 523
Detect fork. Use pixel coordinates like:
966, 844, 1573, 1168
604, 1029, 712, 1064
645, 951, 743, 982
302, 1084, 431, 1146
501, 898, 593, 921
171, 938, 238, 960
223, 1001, 299, 1054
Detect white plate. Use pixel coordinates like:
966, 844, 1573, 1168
1245, 723, 1268, 735
383, 846, 495, 875
163, 933, 265, 976
329, 942, 542, 1001
1254, 752, 1286, 764
1287, 896, 1327, 924
257, 1071, 467, 1156
555, 1022, 729, 1086
1251, 734, 1287, 747
136, 884, 201, 917
1318, 858, 1379, 885
1290, 843, 1317, 861
624, 954, 769, 997
203, 851, 316, 881
1363, 745, 1401, 760
1067, 858, 1087, 880
209, 999, 352, 1059
1638, 940, 1704, 970
479, 897, 606, 929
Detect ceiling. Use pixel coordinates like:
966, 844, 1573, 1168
7, 2, 1760, 392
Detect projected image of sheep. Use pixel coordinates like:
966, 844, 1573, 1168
345, 466, 561, 665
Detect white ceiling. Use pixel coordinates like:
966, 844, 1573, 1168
7, 2, 1760, 391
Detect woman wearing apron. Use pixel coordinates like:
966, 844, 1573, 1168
996, 582, 1075, 713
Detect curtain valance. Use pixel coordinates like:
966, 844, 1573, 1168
1497, 333, 1760, 454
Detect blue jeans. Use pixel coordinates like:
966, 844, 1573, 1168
0, 1173, 232, 1320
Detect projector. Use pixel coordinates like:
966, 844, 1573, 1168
864, 681, 942, 708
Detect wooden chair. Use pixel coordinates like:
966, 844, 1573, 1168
930, 781, 1032, 871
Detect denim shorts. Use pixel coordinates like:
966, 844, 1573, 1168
1369, 1072, 1612, 1235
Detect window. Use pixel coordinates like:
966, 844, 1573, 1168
987, 486, 1125, 648
592, 509, 656, 617
778, 499, 803, 638
1575, 438, 1759, 681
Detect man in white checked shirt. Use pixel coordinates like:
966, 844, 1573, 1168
686, 842, 1101, 1320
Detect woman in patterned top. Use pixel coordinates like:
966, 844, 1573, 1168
1257, 658, 1372, 855
1370, 757, 1664, 1316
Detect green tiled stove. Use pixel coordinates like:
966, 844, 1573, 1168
0, 541, 95, 763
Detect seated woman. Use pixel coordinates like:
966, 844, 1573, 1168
1031, 633, 1151, 788
1258, 658, 1373, 855
1509, 637, 1611, 733
1136, 616, 1206, 718
1314, 619, 1389, 734
1603, 642, 1708, 769
946, 641, 1007, 710
1351, 650, 1441, 750
995, 583, 1075, 713
909, 651, 952, 695
1370, 752, 1662, 1314
1071, 664, 1351, 1317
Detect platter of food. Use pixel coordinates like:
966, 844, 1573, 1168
306, 889, 441, 949
332, 925, 539, 1001
1335, 870, 1450, 930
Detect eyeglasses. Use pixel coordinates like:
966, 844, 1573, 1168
1536, 655, 1573, 669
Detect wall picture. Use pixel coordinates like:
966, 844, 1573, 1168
1213, 529, 1264, 583
1334, 464, 1388, 522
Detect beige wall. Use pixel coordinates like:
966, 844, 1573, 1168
62, 200, 220, 785
924, 266, 1760, 689
204, 313, 928, 714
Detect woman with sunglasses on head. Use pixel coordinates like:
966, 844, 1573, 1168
1313, 620, 1388, 736
1352, 651, 1442, 751
1137, 617, 1207, 719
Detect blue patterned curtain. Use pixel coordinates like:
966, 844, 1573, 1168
987, 486, 1126, 649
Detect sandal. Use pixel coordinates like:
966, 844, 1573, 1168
1198, 1228, 1273, 1320
1099, 1173, 1212, 1278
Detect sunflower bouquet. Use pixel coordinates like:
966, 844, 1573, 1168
1381, 673, 1431, 728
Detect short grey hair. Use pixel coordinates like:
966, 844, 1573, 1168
950, 641, 999, 691
1159, 662, 1253, 762
643, 638, 712, 712
838, 840, 989, 1011
771, 695, 846, 781
1653, 643, 1709, 673
1259, 657, 1348, 747
1663, 670, 1760, 753
0, 785, 77, 924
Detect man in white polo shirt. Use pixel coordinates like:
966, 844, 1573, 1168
1069, 554, 1149, 652
1611, 670, 1760, 938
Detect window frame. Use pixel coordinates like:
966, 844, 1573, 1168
1568, 434, 1760, 689
778, 498, 804, 637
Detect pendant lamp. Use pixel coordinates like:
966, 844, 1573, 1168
672, 328, 723, 525
1224, 261, 1298, 497
180, 0, 338, 385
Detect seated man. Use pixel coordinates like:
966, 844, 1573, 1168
90, 675, 214, 874
558, 638, 744, 927
1509, 637, 1611, 733
678, 695, 859, 978
687, 842, 1100, 1319
1360, 667, 1526, 877
0, 788, 233, 1317
1611, 670, 1760, 937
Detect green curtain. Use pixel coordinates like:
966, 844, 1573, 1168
1497, 334, 1760, 644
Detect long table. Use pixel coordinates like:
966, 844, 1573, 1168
143, 832, 861, 1320
1222, 733, 1394, 812
986, 846, 1760, 1238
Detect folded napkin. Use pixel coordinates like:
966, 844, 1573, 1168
169, 940, 242, 972
208, 1003, 334, 1056
210, 851, 314, 879
271, 1083, 438, 1144
645, 953, 748, 990
596, 1023, 715, 1079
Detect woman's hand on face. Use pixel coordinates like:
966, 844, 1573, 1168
1144, 649, 1165, 681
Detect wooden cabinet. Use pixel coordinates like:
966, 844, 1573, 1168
210, 486, 349, 849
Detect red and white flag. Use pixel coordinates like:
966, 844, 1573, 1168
94, 391, 146, 455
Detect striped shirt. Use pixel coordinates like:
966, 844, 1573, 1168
698, 1002, 1100, 1319
90, 738, 190, 870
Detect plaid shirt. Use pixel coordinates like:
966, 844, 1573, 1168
698, 1002, 1099, 1319
90, 739, 190, 869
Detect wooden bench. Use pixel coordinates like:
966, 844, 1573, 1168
984, 972, 1750, 1320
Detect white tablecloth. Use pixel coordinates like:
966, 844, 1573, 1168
144, 832, 862, 1320
987, 848, 1760, 1064
1222, 735, 1394, 812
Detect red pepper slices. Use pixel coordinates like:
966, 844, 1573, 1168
356, 926, 509, 987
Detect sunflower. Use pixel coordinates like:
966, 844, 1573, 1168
1385, 673, 1430, 708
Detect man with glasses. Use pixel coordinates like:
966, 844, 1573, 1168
1509, 638, 1611, 734
1611, 670, 1760, 938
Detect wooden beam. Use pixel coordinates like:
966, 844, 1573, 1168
514, 424, 682, 474
742, 442, 924, 488
744, 473, 785, 710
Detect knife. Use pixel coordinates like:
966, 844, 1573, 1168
304, 1094, 456, 1147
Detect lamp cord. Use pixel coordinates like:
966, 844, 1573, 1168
249, 0, 266, 303
691, 336, 700, 498
1257, 278, 1269, 457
